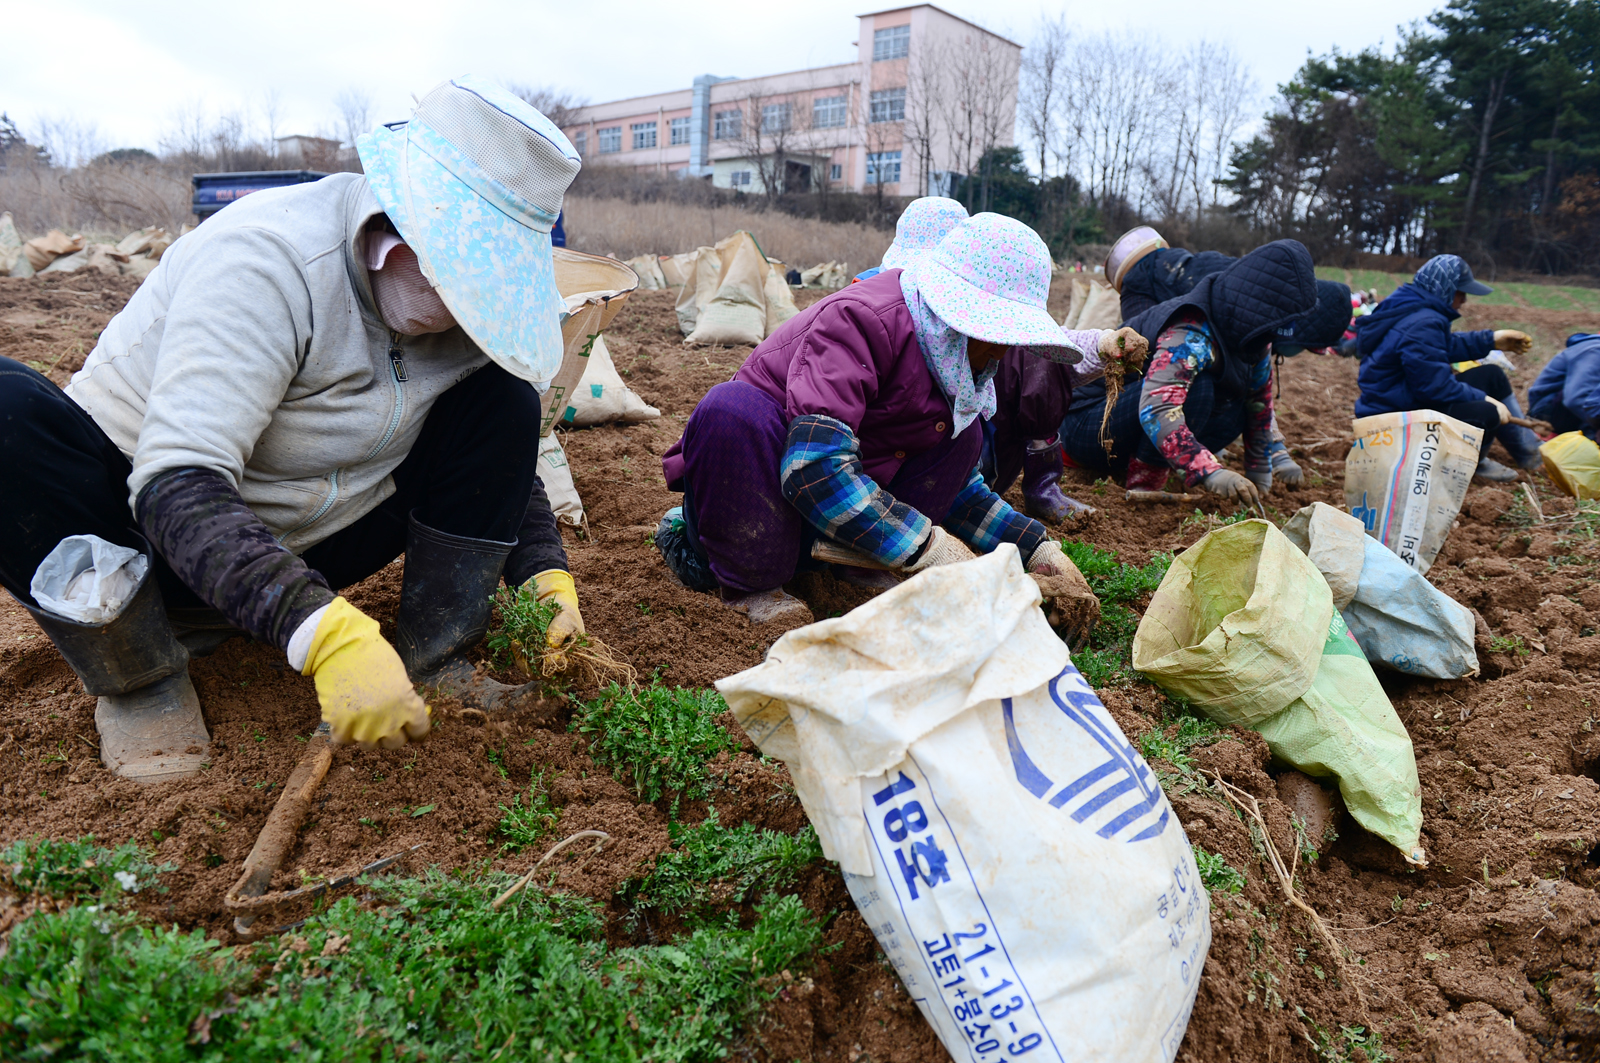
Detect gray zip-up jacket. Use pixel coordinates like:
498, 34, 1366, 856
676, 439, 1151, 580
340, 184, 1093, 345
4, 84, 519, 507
68, 173, 487, 554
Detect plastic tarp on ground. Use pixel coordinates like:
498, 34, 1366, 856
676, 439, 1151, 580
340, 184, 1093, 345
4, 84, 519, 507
720, 547, 1207, 1063
1132, 519, 1426, 865
1282, 502, 1478, 680
1345, 409, 1480, 574
0, 212, 30, 277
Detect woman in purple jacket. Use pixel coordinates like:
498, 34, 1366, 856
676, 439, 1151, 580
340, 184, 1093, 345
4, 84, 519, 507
657, 213, 1101, 636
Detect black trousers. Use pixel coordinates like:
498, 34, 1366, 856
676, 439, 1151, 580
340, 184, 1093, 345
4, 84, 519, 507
1059, 373, 1247, 474
1441, 364, 1513, 458
0, 355, 541, 610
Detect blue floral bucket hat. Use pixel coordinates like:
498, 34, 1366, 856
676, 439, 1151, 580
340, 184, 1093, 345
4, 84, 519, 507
880, 196, 969, 271
358, 75, 581, 389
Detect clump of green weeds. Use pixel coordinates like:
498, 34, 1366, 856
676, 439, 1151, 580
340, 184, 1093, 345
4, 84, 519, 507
486, 583, 634, 684
620, 809, 825, 926
1138, 712, 1224, 773
1192, 844, 1246, 895
0, 852, 826, 1062
1314, 1022, 1391, 1063
1487, 633, 1530, 657
2, 836, 171, 899
574, 682, 740, 808
496, 769, 561, 853
1058, 542, 1173, 688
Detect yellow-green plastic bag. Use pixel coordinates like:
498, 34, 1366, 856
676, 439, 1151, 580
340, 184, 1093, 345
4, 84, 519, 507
1540, 431, 1600, 500
1131, 520, 1425, 865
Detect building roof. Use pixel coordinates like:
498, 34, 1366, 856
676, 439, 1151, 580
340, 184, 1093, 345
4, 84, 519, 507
856, 3, 1021, 49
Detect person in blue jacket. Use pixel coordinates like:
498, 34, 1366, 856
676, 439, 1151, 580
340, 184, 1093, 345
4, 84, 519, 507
1528, 334, 1600, 439
1354, 255, 1536, 482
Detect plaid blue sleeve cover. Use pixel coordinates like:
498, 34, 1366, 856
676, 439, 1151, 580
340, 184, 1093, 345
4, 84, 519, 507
781, 415, 931, 566
943, 468, 1048, 559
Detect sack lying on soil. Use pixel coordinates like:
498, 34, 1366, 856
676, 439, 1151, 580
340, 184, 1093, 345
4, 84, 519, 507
562, 334, 660, 427
681, 231, 798, 346
1063, 276, 1121, 329
0, 212, 29, 277
799, 260, 848, 289
22, 229, 83, 272
542, 248, 640, 438
1345, 410, 1480, 574
538, 432, 583, 527
1132, 520, 1426, 865
720, 546, 1208, 1063
1283, 502, 1478, 680
1540, 431, 1600, 500
625, 254, 667, 290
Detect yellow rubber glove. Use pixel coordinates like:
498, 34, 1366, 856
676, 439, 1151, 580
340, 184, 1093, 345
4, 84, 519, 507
1493, 330, 1532, 355
531, 569, 585, 671
303, 597, 430, 749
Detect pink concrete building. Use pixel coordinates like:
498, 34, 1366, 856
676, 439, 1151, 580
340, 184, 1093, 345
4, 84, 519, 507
558, 5, 1020, 196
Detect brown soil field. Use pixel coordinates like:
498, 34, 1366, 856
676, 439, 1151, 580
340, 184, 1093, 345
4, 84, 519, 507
5, 269, 1600, 1061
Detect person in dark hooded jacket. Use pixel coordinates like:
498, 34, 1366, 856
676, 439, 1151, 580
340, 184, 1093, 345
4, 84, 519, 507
1355, 254, 1536, 482
1527, 333, 1600, 439
1106, 229, 1350, 488
1059, 240, 1318, 505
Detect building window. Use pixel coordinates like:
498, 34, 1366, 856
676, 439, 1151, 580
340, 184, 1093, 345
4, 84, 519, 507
631, 122, 657, 150
713, 110, 742, 140
868, 88, 906, 123
830, 163, 842, 181
573, 130, 587, 157
670, 116, 691, 145
866, 151, 901, 185
761, 102, 791, 134
873, 24, 910, 61
813, 95, 847, 129
730, 170, 752, 187
597, 126, 622, 154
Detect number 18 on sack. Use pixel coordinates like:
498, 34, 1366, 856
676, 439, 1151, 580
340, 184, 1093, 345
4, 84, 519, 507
718, 548, 1209, 1063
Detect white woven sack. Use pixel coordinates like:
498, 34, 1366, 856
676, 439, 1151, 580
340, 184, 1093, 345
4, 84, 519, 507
719, 547, 1207, 1063
538, 432, 584, 527
562, 335, 660, 427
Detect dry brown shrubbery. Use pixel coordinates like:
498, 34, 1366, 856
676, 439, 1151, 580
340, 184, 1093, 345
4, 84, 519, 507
1, 161, 193, 238
561, 195, 893, 272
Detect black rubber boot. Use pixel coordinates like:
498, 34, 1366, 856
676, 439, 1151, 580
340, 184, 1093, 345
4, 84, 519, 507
395, 514, 545, 714
19, 553, 209, 784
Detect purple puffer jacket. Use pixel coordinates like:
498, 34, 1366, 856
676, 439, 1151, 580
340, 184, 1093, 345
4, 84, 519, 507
662, 270, 953, 487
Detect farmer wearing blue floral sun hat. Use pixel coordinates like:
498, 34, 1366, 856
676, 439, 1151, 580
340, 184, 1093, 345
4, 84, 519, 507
0, 75, 586, 784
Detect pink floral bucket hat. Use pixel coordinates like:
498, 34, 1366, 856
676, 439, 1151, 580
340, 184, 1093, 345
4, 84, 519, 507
904, 213, 1077, 360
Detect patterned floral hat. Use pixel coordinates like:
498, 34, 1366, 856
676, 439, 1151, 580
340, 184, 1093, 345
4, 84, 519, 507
906, 213, 1078, 358
881, 197, 968, 271
358, 75, 581, 389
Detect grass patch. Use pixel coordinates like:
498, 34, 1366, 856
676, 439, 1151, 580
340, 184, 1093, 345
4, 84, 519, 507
1137, 713, 1225, 773
621, 810, 825, 926
0, 841, 826, 1062
1059, 542, 1173, 689
1, 836, 171, 899
573, 682, 741, 809
1193, 844, 1247, 895
496, 769, 561, 853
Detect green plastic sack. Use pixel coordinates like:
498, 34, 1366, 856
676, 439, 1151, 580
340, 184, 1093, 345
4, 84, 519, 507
1131, 520, 1425, 865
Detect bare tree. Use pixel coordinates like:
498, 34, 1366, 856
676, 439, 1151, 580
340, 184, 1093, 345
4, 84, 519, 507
728, 88, 825, 201
334, 89, 373, 148
1020, 15, 1070, 180
261, 88, 285, 157
935, 32, 1019, 211
509, 84, 587, 129
1140, 41, 1256, 223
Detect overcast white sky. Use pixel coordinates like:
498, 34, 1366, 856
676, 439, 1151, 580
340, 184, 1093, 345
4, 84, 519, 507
4, 0, 1444, 161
